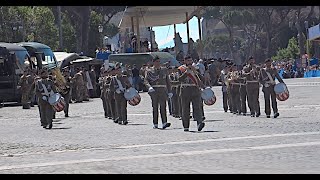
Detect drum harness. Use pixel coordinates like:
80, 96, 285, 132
261, 68, 275, 88
114, 76, 126, 93
146, 69, 167, 88
38, 80, 54, 102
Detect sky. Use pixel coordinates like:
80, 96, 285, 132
153, 16, 200, 49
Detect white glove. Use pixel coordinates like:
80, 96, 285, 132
168, 92, 173, 98
148, 87, 155, 93
116, 89, 121, 94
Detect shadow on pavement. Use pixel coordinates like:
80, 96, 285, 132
188, 130, 219, 133
280, 116, 298, 119
204, 119, 224, 122
50, 127, 72, 130
52, 122, 63, 124
127, 123, 148, 126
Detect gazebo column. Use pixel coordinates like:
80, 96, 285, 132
197, 14, 203, 59
136, 16, 140, 53
186, 12, 190, 54
131, 16, 135, 35
174, 24, 177, 57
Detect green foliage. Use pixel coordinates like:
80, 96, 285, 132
62, 12, 76, 52
0, 6, 120, 56
32, 6, 59, 50
272, 37, 300, 61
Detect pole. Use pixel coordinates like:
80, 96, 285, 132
101, 34, 104, 48
150, 27, 153, 51
57, 6, 63, 51
136, 16, 140, 53
306, 27, 310, 69
174, 24, 177, 57
131, 16, 135, 35
186, 12, 190, 54
197, 15, 202, 59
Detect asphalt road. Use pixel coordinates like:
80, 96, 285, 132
0, 77, 320, 174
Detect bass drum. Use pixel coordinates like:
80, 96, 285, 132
274, 83, 289, 101
124, 87, 141, 106
201, 87, 216, 106
48, 93, 66, 112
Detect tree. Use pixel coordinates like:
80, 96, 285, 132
272, 37, 299, 61
202, 6, 242, 61
61, 12, 77, 52
87, 10, 120, 57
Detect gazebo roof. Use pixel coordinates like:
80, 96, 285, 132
117, 6, 202, 29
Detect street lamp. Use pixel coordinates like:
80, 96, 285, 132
98, 25, 103, 48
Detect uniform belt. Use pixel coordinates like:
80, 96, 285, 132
232, 83, 241, 85
246, 81, 259, 83
181, 84, 197, 86
152, 85, 166, 88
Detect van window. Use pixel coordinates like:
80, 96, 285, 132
0, 56, 14, 76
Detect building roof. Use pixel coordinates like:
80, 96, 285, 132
117, 6, 202, 28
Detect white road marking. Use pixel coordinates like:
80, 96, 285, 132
116, 131, 320, 149
1, 131, 319, 158
1, 141, 320, 171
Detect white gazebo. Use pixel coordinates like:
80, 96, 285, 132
116, 6, 204, 57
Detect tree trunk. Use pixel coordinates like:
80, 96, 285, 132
57, 6, 63, 51
296, 21, 305, 58
76, 21, 83, 53
81, 6, 90, 55
266, 28, 272, 59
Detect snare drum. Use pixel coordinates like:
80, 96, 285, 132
201, 87, 216, 106
124, 87, 141, 106
274, 83, 289, 101
48, 93, 66, 112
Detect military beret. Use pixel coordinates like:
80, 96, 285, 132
265, 59, 272, 63
153, 55, 160, 61
39, 68, 48, 74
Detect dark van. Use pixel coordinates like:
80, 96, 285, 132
0, 42, 33, 103
16, 42, 58, 70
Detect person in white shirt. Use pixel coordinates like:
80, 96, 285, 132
196, 59, 205, 76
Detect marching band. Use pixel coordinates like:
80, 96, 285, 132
26, 54, 288, 131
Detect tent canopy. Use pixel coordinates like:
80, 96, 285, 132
309, 24, 320, 41
118, 6, 202, 29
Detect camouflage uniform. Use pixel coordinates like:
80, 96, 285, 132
220, 69, 229, 112
169, 70, 180, 118
73, 71, 84, 103
177, 65, 205, 131
238, 71, 247, 115
230, 71, 241, 115
243, 64, 261, 117
18, 71, 33, 109
144, 66, 172, 129
110, 73, 131, 125
89, 68, 97, 98
62, 72, 72, 117
35, 75, 57, 129
259, 66, 284, 118
81, 70, 90, 101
